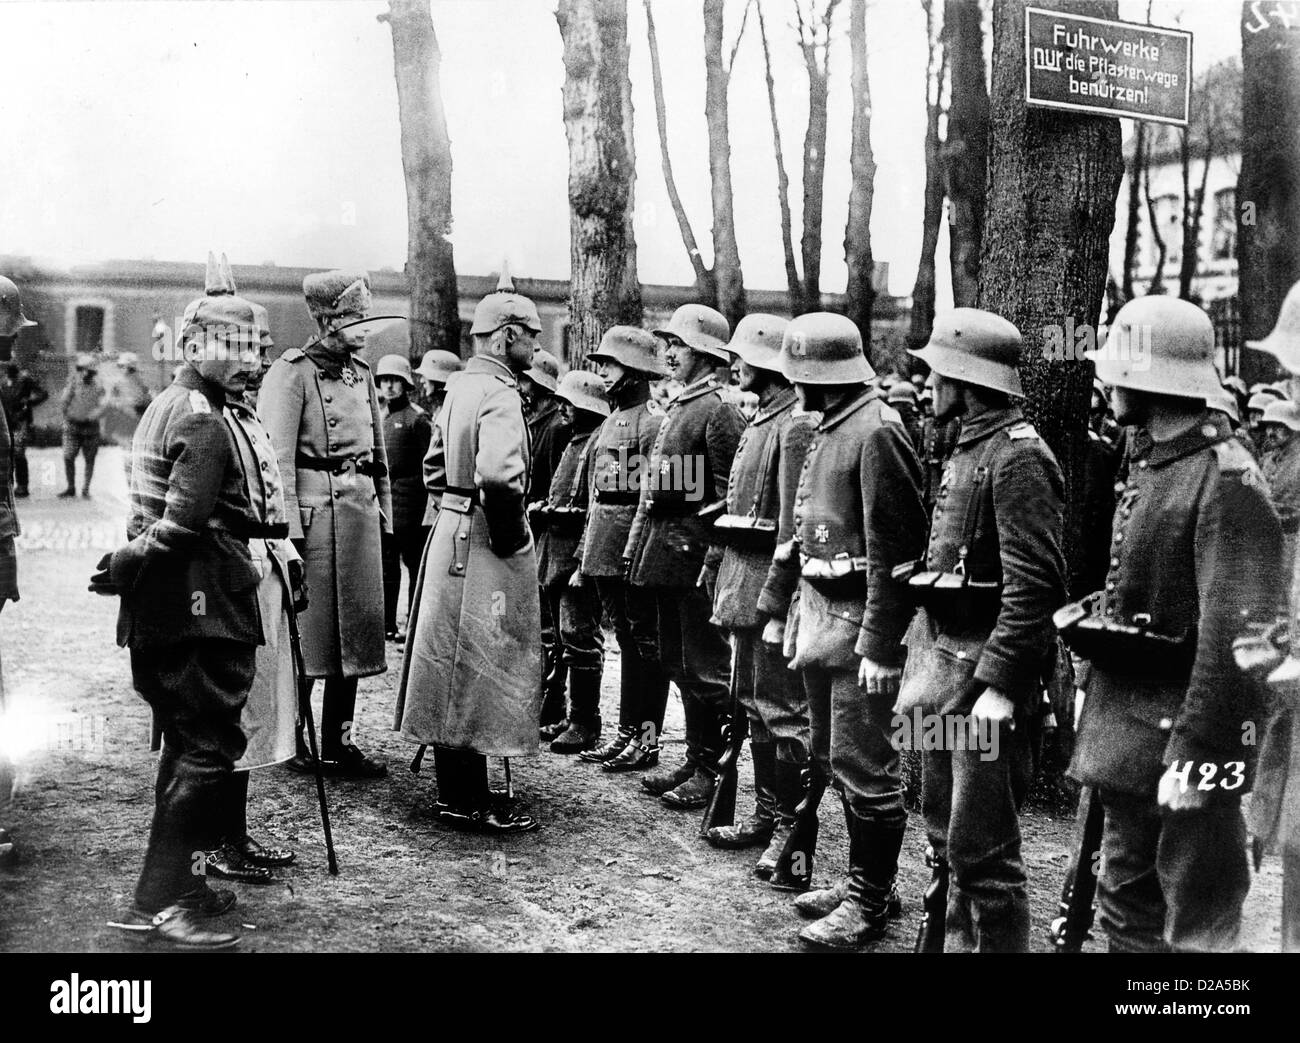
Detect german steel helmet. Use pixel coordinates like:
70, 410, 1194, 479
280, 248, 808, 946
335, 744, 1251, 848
416, 349, 464, 384
304, 268, 372, 323
654, 304, 731, 362
555, 369, 610, 417
1248, 391, 1276, 414
910, 308, 1023, 397
0, 276, 37, 339
780, 312, 875, 385
1247, 280, 1300, 374
1222, 374, 1248, 397
526, 349, 561, 393
376, 354, 415, 386
116, 352, 140, 369
75, 352, 100, 371
587, 325, 669, 378
1087, 296, 1219, 400
1263, 399, 1300, 432
728, 313, 788, 373
470, 262, 542, 336
887, 381, 918, 405
1205, 386, 1240, 424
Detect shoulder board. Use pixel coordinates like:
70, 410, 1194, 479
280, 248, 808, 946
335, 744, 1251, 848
493, 373, 516, 387
280, 347, 306, 362
188, 389, 213, 415
1007, 422, 1040, 441
352, 355, 371, 369
879, 403, 903, 425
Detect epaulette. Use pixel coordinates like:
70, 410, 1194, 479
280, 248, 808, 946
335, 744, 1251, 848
1212, 436, 1255, 476
879, 403, 903, 425
1007, 421, 1040, 441
281, 347, 306, 362
352, 354, 371, 369
493, 373, 517, 387
188, 389, 212, 415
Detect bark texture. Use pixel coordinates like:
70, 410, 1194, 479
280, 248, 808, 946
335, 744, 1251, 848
942, 0, 989, 309
844, 0, 878, 347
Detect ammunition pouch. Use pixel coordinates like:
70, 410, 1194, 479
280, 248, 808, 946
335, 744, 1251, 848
712, 513, 778, 552
645, 495, 697, 518
593, 490, 640, 506
800, 553, 867, 598
892, 558, 1001, 629
1053, 593, 1195, 679
1232, 616, 1290, 677
529, 504, 587, 536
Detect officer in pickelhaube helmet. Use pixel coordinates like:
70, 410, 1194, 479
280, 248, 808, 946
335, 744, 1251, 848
259, 268, 393, 779
772, 312, 926, 949
902, 307, 1065, 954
1064, 296, 1283, 952
626, 304, 746, 810
93, 255, 266, 949
395, 270, 544, 834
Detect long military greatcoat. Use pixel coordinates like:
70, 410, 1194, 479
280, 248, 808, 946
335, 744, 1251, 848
395, 355, 542, 758
258, 343, 392, 679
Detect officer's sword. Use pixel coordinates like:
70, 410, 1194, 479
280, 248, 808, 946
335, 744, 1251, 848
286, 604, 339, 876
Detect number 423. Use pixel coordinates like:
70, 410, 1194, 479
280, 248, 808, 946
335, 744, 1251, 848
1168, 760, 1245, 792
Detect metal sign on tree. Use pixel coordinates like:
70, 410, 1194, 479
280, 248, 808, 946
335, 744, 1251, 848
1024, 7, 1192, 126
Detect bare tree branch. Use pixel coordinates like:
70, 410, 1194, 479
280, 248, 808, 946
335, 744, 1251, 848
758, 0, 802, 308
726, 0, 756, 77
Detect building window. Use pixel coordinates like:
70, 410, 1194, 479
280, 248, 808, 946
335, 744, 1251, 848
1212, 188, 1236, 262
64, 298, 114, 360
74, 306, 104, 355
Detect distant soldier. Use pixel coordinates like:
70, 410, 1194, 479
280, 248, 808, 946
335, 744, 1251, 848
416, 349, 464, 417
778, 313, 926, 950
534, 371, 609, 754
1247, 391, 1277, 458
259, 269, 392, 779
1261, 400, 1300, 573
59, 352, 106, 498
376, 354, 433, 643
524, 346, 573, 740
1067, 297, 1282, 953
699, 314, 815, 879
576, 326, 670, 772
902, 308, 1065, 953
0, 275, 34, 867
112, 352, 154, 417
1, 356, 48, 498
626, 304, 745, 810
394, 277, 543, 834
1089, 378, 1121, 448
886, 380, 923, 451
93, 281, 265, 949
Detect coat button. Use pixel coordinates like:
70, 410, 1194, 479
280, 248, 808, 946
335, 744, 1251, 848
956, 650, 967, 660
333, 490, 341, 499
1138, 460, 1148, 469
324, 395, 333, 403
1110, 557, 1119, 567
1114, 533, 1123, 543
329, 418, 337, 427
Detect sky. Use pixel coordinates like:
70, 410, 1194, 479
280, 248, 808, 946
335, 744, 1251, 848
0, 0, 1240, 303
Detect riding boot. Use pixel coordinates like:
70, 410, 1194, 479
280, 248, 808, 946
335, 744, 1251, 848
433, 746, 538, 834
550, 669, 602, 753
321, 676, 386, 777
538, 651, 568, 741
799, 811, 906, 950
707, 739, 777, 849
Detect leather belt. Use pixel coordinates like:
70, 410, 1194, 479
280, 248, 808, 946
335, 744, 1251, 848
594, 491, 640, 506
295, 452, 387, 479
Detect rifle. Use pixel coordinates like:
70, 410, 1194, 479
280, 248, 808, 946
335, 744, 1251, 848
770, 764, 826, 891
1049, 785, 1104, 951
914, 846, 949, 952
699, 647, 746, 837
286, 604, 339, 876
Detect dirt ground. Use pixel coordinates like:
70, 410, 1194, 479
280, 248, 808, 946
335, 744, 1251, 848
0, 446, 1286, 952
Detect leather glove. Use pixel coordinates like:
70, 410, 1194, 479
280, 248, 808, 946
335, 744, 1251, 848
288, 557, 310, 614
485, 494, 529, 558
697, 563, 717, 602
89, 552, 120, 597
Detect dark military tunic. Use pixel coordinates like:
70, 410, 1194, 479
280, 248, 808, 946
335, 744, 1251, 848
536, 426, 597, 587
527, 396, 572, 511
624, 374, 745, 589
382, 398, 433, 532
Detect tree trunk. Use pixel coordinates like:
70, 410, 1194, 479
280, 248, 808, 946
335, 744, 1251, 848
978, 0, 1124, 597
703, 0, 746, 330
801, 62, 830, 313
757, 0, 803, 313
942, 0, 989, 309
1239, 1, 1300, 388
381, 0, 461, 360
907, 0, 946, 352
1144, 160, 1167, 296
644, 0, 716, 306
558, 0, 643, 370
1119, 119, 1146, 306
844, 0, 877, 347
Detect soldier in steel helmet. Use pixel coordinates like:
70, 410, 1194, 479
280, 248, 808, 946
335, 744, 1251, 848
773, 313, 926, 950
699, 314, 816, 880
575, 325, 671, 772
92, 263, 266, 949
59, 351, 107, 499
534, 370, 610, 754
416, 349, 464, 417
394, 274, 543, 834
0, 275, 34, 868
0, 286, 47, 499
376, 353, 433, 643
1066, 296, 1282, 952
626, 304, 746, 810
258, 269, 393, 779
1259, 399, 1300, 574
900, 308, 1065, 953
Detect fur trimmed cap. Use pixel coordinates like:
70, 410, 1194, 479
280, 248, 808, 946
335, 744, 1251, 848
304, 269, 373, 322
